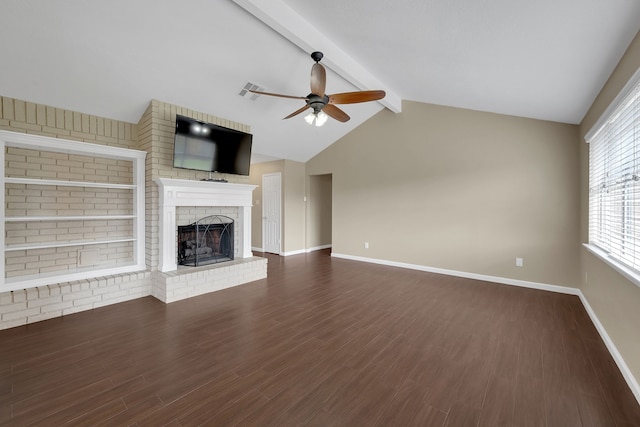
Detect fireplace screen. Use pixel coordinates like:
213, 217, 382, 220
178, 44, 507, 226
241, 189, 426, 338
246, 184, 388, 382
177, 215, 234, 267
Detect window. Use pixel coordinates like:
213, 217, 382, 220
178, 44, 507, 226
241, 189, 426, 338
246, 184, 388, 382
586, 68, 640, 283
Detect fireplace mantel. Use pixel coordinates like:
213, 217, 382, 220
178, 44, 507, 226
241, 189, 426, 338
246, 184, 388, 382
154, 178, 257, 272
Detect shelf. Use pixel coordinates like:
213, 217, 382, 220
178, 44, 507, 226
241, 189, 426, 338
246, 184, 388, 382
1, 130, 147, 290
5, 215, 136, 222
4, 177, 136, 189
5, 238, 135, 252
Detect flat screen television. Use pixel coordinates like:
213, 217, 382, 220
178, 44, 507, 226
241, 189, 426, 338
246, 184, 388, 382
173, 115, 252, 176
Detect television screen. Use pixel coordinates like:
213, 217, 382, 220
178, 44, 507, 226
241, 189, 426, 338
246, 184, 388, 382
173, 115, 252, 176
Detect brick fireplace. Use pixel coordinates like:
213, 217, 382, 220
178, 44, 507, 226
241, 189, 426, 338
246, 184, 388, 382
153, 178, 267, 302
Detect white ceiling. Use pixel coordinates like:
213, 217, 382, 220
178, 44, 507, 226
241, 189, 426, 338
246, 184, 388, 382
1, 0, 639, 163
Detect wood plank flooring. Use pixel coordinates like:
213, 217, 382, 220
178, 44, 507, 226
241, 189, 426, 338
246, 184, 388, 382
1, 249, 639, 426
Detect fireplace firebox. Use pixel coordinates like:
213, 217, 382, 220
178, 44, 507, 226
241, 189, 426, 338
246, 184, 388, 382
177, 215, 234, 267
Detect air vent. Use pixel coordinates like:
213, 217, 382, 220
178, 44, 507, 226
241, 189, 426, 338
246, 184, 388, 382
239, 82, 263, 101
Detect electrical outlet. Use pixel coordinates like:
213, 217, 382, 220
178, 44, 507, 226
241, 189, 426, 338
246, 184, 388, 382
364, 242, 369, 249
516, 257, 523, 267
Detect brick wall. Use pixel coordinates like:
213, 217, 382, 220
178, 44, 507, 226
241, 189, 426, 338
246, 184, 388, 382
0, 95, 146, 329
141, 100, 250, 271
0, 95, 259, 330
0, 97, 136, 147
0, 271, 151, 329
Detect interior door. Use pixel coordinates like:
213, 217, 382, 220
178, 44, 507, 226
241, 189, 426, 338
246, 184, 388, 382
262, 172, 281, 254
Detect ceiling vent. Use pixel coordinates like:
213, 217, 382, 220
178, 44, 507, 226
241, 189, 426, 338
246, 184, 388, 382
239, 82, 263, 101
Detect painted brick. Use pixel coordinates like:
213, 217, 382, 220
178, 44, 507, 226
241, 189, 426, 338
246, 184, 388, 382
94, 293, 135, 308
0, 293, 13, 305
0, 301, 27, 315
73, 294, 103, 307
62, 289, 92, 301
1, 317, 27, 329
27, 311, 62, 324
11, 290, 27, 303
34, 104, 45, 125
40, 300, 74, 313
2, 98, 14, 120
3, 307, 40, 321
48, 285, 62, 296
27, 295, 62, 308
26, 102, 37, 124
63, 305, 92, 316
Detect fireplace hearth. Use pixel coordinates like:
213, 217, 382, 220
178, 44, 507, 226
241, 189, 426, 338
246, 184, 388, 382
177, 215, 234, 267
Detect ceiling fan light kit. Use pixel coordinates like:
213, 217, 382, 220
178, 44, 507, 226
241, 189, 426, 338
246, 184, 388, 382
305, 110, 329, 127
249, 51, 386, 126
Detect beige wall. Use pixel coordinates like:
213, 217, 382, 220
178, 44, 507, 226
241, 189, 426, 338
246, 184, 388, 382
579, 31, 640, 384
282, 160, 306, 254
248, 159, 306, 254
307, 100, 580, 287
307, 174, 332, 248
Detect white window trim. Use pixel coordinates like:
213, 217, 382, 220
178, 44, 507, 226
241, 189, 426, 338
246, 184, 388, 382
585, 66, 640, 141
584, 243, 640, 288
585, 65, 640, 289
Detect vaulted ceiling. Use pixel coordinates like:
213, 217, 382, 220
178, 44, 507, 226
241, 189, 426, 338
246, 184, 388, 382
1, 0, 639, 163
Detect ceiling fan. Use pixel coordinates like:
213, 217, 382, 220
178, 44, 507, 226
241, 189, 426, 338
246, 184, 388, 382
250, 51, 386, 126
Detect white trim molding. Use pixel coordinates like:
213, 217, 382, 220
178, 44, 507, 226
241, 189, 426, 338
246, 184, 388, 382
154, 178, 257, 272
282, 249, 305, 256
0, 130, 147, 292
584, 243, 640, 289
331, 253, 578, 294
577, 292, 640, 405
307, 244, 332, 253
281, 245, 332, 257
331, 252, 640, 404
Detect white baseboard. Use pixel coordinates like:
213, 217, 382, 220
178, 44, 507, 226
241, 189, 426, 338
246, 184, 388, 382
331, 253, 579, 295
577, 292, 640, 405
282, 249, 306, 256
251, 246, 264, 253
280, 245, 332, 257
331, 252, 640, 405
306, 244, 332, 252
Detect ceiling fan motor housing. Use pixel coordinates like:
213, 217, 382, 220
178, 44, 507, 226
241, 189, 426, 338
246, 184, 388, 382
306, 94, 329, 112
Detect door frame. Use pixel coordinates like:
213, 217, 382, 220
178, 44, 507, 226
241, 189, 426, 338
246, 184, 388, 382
262, 172, 282, 254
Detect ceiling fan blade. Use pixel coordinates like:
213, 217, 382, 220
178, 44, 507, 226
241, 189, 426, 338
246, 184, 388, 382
328, 90, 386, 105
310, 63, 326, 96
249, 89, 307, 100
283, 105, 311, 120
323, 104, 350, 123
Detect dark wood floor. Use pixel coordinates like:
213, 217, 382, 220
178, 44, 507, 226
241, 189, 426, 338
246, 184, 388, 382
1, 250, 639, 426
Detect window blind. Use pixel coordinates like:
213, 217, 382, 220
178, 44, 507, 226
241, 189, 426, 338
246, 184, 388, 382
588, 78, 640, 272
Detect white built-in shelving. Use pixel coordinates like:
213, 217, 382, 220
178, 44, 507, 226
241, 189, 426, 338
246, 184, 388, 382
0, 130, 146, 292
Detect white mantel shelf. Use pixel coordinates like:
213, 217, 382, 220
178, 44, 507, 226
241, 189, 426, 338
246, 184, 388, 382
154, 178, 257, 273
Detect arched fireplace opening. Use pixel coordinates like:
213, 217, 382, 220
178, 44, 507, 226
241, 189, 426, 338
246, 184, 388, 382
177, 215, 234, 267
